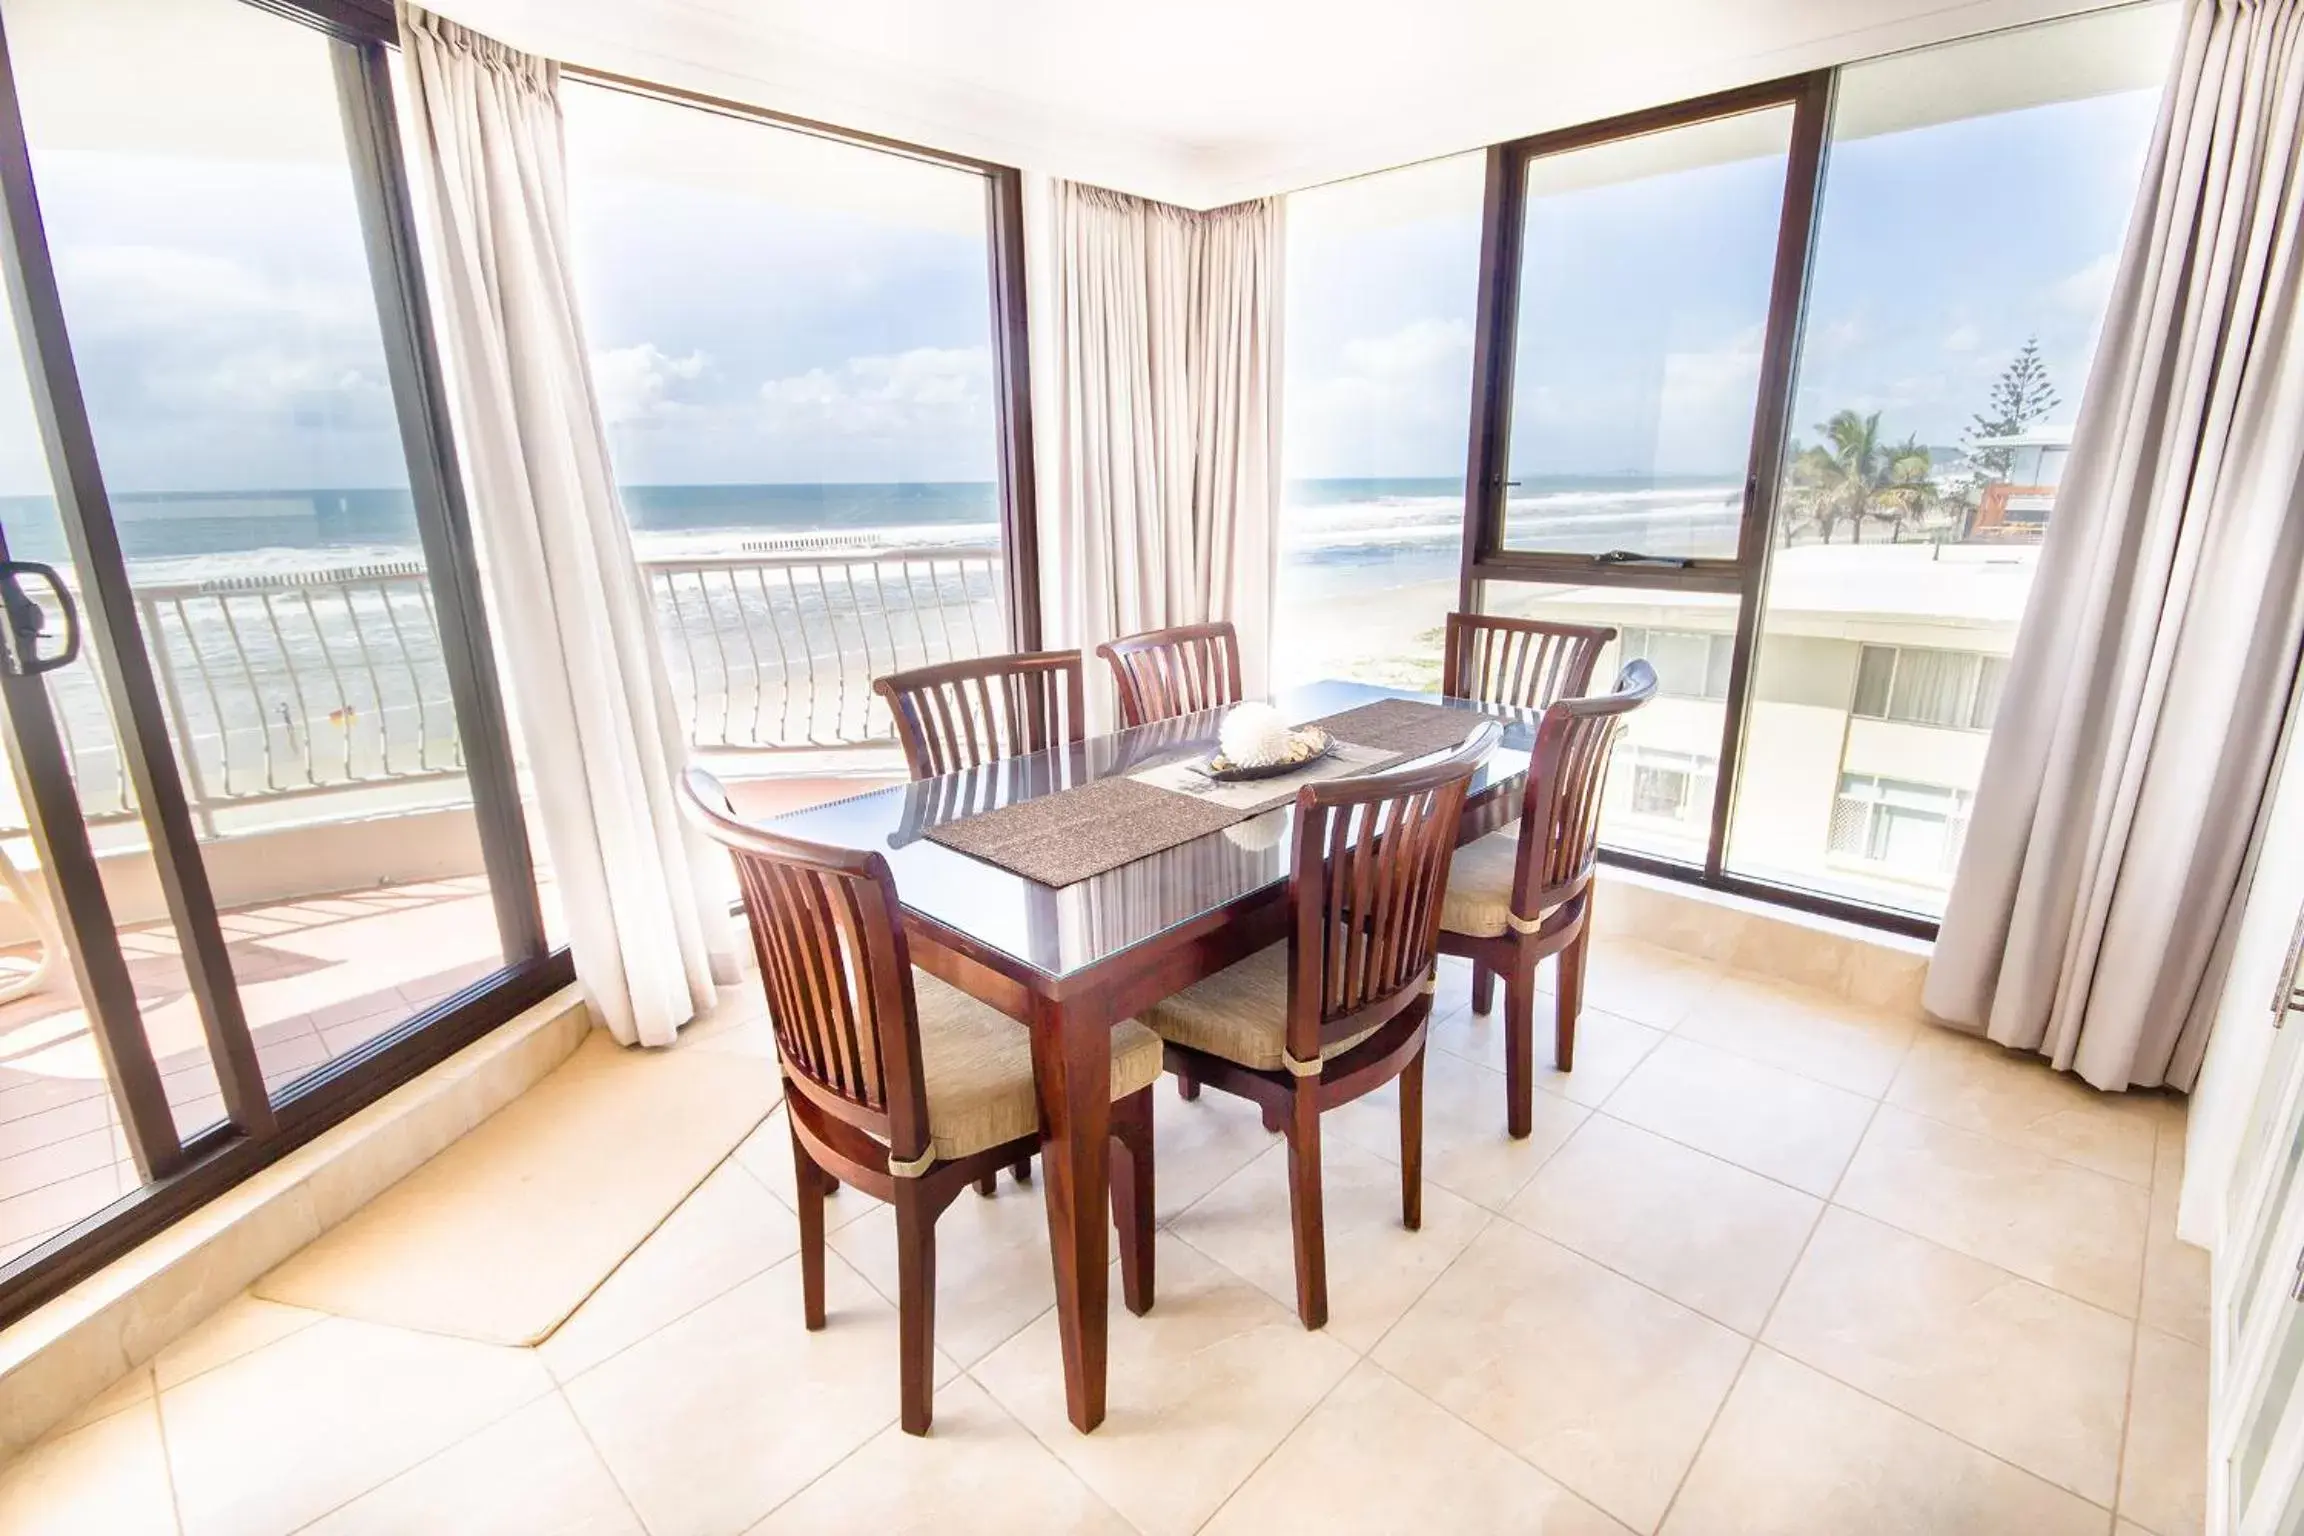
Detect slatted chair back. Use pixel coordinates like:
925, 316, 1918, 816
1097, 621, 1244, 728
679, 768, 931, 1168
1286, 722, 1501, 1065
874, 650, 1086, 780
1442, 612, 1615, 713
1513, 661, 1658, 916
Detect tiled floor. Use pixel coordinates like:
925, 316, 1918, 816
0, 939, 2209, 1536
0, 876, 507, 1265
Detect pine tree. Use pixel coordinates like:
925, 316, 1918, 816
1964, 336, 2060, 481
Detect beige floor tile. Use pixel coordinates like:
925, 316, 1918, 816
1328, 1045, 1588, 1210
1151, 1086, 1283, 1224
1580, 941, 1722, 1030
1204, 1360, 1630, 1536
1506, 1114, 1820, 1333
2142, 1126, 2209, 1347
971, 1234, 1358, 1536
1662, 1349, 2111, 1536
564, 1251, 951, 1536
1763, 1207, 2132, 1504
302, 1393, 643, 1536
1889, 1028, 2159, 1185
1675, 972, 1917, 1097
159, 1315, 554, 1536
828, 1176, 1066, 1367
732, 1107, 874, 1232
541, 1158, 801, 1380
1428, 1001, 1664, 1108
1170, 1138, 1489, 1349
1372, 1219, 1747, 1532
748, 1374, 1129, 1536
1837, 1107, 2149, 1316
1604, 1038, 1875, 1196
2120, 1326, 2206, 1536
154, 1294, 326, 1391
2119, 1522, 2156, 1536
0, 1398, 177, 1536
48, 1362, 153, 1436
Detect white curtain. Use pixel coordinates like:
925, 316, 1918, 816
1925, 0, 2304, 1093
1035, 181, 1283, 722
398, 5, 727, 1046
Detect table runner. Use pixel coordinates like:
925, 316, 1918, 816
922, 698, 1485, 887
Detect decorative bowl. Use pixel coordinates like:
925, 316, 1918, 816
1204, 726, 1334, 781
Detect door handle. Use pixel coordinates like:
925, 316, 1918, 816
0, 560, 80, 677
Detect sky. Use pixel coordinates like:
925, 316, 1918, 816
1285, 42, 2168, 484
0, 1, 2168, 499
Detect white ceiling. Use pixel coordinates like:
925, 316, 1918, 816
434, 0, 2129, 207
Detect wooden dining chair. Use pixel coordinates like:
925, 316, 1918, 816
873, 650, 1086, 780
1436, 662, 1658, 1137
874, 650, 1085, 1192
1097, 621, 1244, 728
1442, 612, 1615, 713
1140, 722, 1500, 1330
680, 768, 1163, 1435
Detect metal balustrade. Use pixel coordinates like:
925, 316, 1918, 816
8, 544, 1006, 831
641, 545, 1007, 749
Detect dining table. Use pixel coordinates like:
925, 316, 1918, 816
764, 679, 1537, 1432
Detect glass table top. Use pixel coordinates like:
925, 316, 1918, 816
767, 681, 1536, 980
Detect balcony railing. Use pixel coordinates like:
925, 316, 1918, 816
641, 543, 1007, 750
9, 542, 1006, 832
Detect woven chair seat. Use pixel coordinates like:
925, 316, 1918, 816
1140, 943, 1383, 1072
910, 971, 1163, 1162
1438, 825, 1530, 939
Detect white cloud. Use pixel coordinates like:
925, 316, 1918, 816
1286, 318, 1474, 477
1942, 323, 1981, 353
757, 346, 991, 432
591, 342, 708, 426
2053, 252, 2120, 313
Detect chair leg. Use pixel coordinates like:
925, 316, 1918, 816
974, 1171, 997, 1197
1110, 1088, 1156, 1316
1175, 1064, 1200, 1101
1010, 1155, 1034, 1184
1471, 961, 1496, 1016
1557, 928, 1588, 1074
790, 1123, 827, 1331
894, 1182, 938, 1436
1262, 1100, 1286, 1134
1504, 967, 1536, 1140
1399, 1043, 1425, 1232
1285, 1080, 1328, 1330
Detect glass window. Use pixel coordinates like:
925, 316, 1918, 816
1484, 582, 1738, 863
1274, 154, 1483, 691
1501, 107, 1793, 560
561, 86, 1008, 772
8, 0, 516, 1112
1724, 4, 2176, 916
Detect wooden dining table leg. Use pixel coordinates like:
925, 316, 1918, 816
1029, 989, 1113, 1432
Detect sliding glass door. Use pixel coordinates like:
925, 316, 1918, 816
0, 0, 556, 1323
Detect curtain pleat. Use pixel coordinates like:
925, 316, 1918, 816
1925, 0, 2304, 1092
397, 4, 728, 1046
1040, 183, 1283, 721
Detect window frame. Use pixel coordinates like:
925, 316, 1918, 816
559, 65, 1046, 653
1460, 69, 1860, 923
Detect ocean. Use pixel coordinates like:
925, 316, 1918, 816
0, 473, 1743, 578
0, 475, 1740, 820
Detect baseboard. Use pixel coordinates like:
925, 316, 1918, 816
1593, 867, 1932, 1018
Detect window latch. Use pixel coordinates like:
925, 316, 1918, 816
1594, 550, 1694, 570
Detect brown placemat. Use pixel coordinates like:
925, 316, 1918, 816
1314, 698, 1486, 759
923, 774, 1243, 888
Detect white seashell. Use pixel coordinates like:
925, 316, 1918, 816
1218, 702, 1293, 767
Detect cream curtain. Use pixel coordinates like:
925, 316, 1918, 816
398, 5, 727, 1046
1036, 182, 1283, 721
1925, 0, 2304, 1092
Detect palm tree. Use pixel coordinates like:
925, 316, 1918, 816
1781, 411, 1937, 544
